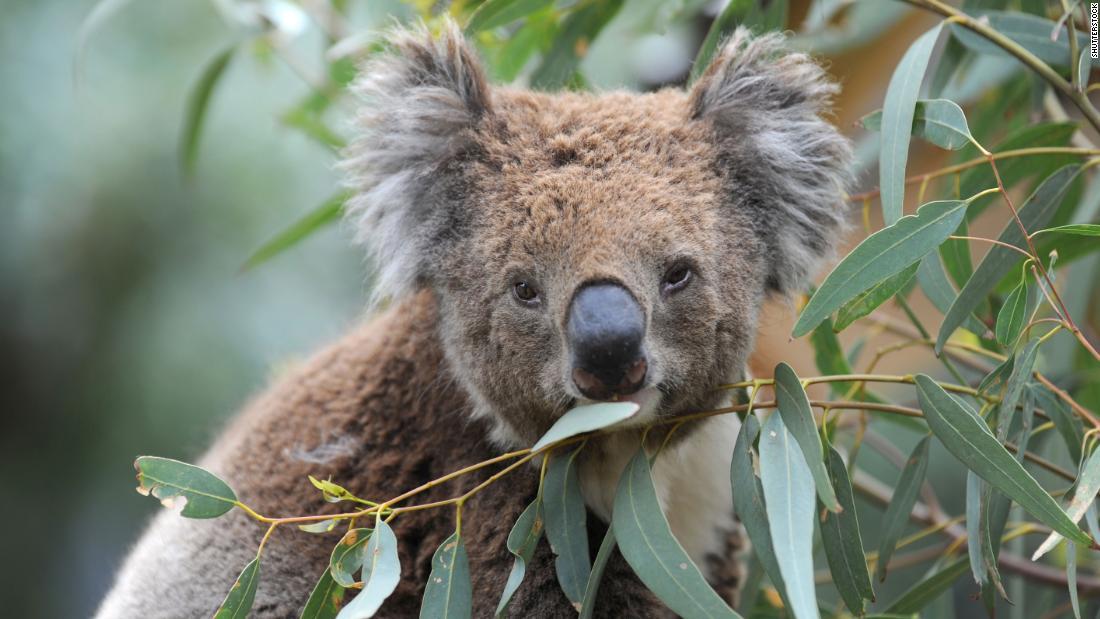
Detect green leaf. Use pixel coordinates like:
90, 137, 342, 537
180, 45, 237, 177
833, 263, 918, 332
936, 165, 1081, 353
863, 98, 974, 150
959, 122, 1078, 221
578, 526, 615, 619
330, 528, 372, 588
214, 557, 260, 619
1030, 383, 1085, 464
690, 0, 754, 82
876, 436, 931, 582
997, 338, 1039, 437
994, 279, 1028, 346
281, 101, 346, 151
241, 192, 347, 271
419, 531, 471, 619
309, 475, 358, 504
880, 25, 943, 224
134, 456, 237, 519
490, 17, 551, 82
542, 445, 590, 605
773, 363, 840, 511
793, 199, 968, 338
336, 520, 400, 619
884, 558, 968, 614
916, 253, 986, 336
820, 447, 874, 615
730, 416, 791, 609
744, 0, 788, 31
464, 0, 554, 33
1069, 541, 1082, 618
530, 0, 625, 90
951, 11, 1094, 68
531, 402, 639, 452
758, 412, 819, 619
965, 471, 989, 587
1033, 444, 1100, 559
300, 569, 346, 619
495, 500, 543, 617
940, 218, 973, 289
1032, 223, 1100, 237
612, 448, 741, 618
299, 519, 341, 534
915, 375, 1091, 545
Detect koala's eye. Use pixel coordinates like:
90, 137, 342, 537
513, 281, 540, 305
662, 264, 693, 295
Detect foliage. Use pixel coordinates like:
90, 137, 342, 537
84, 0, 1100, 616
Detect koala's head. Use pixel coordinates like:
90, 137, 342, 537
343, 22, 852, 446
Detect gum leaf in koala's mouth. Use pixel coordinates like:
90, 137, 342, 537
531, 402, 640, 452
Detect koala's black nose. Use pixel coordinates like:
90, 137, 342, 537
567, 283, 648, 400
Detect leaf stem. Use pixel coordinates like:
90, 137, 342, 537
847, 148, 1100, 202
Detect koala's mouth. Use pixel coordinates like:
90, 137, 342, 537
575, 385, 664, 426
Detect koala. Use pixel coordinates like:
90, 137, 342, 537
96, 21, 850, 619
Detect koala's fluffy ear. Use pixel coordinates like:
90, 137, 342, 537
343, 20, 491, 301
689, 28, 852, 295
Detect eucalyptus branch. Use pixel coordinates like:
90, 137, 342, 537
897, 0, 1100, 134
847, 148, 1100, 203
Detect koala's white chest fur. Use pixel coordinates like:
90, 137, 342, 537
578, 414, 741, 573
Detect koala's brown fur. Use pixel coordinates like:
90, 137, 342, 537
98, 21, 851, 618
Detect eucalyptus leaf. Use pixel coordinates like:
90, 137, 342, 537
335, 520, 400, 619
759, 412, 820, 619
820, 447, 874, 614
300, 569, 345, 619
833, 263, 918, 332
793, 199, 968, 337
133, 456, 237, 519
241, 192, 347, 271
880, 25, 943, 224
730, 416, 790, 609
329, 528, 372, 588
773, 362, 840, 511
951, 11, 1095, 68
1033, 445, 1100, 560
578, 527, 615, 619
214, 557, 260, 619
299, 519, 341, 534
876, 436, 931, 582
530, 0, 625, 90
543, 446, 590, 605
1033, 223, 1100, 237
884, 558, 969, 614
419, 532, 471, 619
1068, 541, 1081, 618
181, 45, 237, 177
495, 500, 543, 617
531, 402, 639, 452
915, 375, 1091, 545
936, 165, 1081, 353
995, 279, 1028, 346
1029, 383, 1085, 464
464, 0, 554, 33
612, 448, 741, 618
998, 338, 1039, 436
863, 98, 974, 150
690, 0, 754, 82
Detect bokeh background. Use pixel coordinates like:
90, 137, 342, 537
2, 0, 1096, 617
